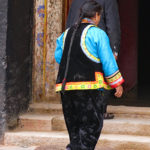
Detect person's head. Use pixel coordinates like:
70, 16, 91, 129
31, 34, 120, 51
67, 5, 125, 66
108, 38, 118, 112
79, 0, 103, 25
66, 1, 103, 64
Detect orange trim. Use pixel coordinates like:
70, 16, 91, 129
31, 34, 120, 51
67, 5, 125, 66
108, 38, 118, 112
56, 72, 112, 91
56, 71, 124, 91
110, 78, 125, 88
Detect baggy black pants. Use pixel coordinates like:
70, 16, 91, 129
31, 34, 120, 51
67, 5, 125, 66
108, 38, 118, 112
102, 89, 112, 113
102, 89, 115, 113
61, 90, 104, 150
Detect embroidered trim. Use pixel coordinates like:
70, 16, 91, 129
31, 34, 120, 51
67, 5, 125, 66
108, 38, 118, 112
106, 71, 124, 88
80, 25, 100, 63
82, 18, 95, 24
56, 72, 112, 91
63, 28, 69, 50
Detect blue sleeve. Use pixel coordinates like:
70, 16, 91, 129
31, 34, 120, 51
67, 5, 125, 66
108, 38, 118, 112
97, 30, 119, 77
54, 32, 64, 64
86, 27, 119, 77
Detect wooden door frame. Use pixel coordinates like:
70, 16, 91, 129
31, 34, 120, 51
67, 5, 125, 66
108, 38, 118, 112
62, 0, 72, 32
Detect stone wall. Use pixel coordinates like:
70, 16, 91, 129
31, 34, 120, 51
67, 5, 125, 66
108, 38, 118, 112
0, 0, 63, 141
32, 0, 63, 102
6, 0, 34, 127
0, 0, 8, 142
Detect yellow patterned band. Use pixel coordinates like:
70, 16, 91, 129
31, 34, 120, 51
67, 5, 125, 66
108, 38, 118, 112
81, 25, 100, 63
56, 72, 112, 92
63, 28, 69, 50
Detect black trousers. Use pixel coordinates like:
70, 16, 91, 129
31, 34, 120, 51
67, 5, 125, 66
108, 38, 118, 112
102, 89, 115, 113
61, 90, 104, 150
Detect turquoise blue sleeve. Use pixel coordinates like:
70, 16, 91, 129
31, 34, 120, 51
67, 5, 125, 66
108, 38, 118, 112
54, 32, 64, 64
97, 29, 119, 77
85, 27, 119, 77
55, 27, 119, 77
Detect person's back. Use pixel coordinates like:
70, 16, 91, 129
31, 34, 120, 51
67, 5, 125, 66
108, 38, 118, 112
66, 0, 121, 119
66, 0, 120, 53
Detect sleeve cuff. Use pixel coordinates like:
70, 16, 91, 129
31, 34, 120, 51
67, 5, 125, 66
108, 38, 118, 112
105, 71, 124, 88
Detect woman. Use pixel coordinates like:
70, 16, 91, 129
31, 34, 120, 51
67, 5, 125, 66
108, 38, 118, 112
55, 1, 124, 149
66, 0, 121, 120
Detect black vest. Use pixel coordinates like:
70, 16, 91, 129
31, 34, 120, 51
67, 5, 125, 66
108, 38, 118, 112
56, 23, 103, 85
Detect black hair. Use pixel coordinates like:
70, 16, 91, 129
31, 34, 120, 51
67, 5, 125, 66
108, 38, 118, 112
61, 0, 103, 92
79, 0, 103, 20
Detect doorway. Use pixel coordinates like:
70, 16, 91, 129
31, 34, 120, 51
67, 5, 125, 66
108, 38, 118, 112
138, 0, 150, 102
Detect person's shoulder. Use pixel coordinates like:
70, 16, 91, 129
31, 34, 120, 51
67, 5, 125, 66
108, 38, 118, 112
88, 26, 107, 36
87, 26, 110, 44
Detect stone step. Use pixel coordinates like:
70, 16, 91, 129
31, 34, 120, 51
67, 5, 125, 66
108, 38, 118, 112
107, 105, 150, 119
52, 115, 150, 136
28, 103, 63, 115
18, 114, 55, 131
28, 103, 150, 118
4, 131, 150, 150
0, 145, 37, 150
18, 114, 66, 132
103, 117, 150, 136
18, 113, 150, 136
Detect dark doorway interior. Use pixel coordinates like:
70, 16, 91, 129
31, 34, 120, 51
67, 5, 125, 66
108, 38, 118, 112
109, 0, 139, 106
111, 0, 150, 107
138, 0, 150, 102
117, 0, 138, 93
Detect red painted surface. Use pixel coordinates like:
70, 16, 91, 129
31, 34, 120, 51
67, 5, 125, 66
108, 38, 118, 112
118, 0, 138, 91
